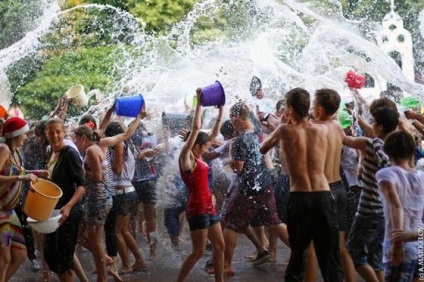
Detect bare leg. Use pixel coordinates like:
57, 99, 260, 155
177, 228, 208, 282
116, 214, 146, 272
356, 264, 380, 282
72, 254, 88, 282
208, 223, 225, 282
223, 228, 238, 272
339, 232, 355, 282
143, 203, 157, 260
303, 242, 318, 282
246, 226, 268, 259
4, 247, 26, 281
87, 224, 107, 282
57, 269, 74, 282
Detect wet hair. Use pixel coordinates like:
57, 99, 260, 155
314, 88, 341, 115
45, 117, 65, 130
183, 130, 210, 146
383, 131, 415, 161
34, 120, 46, 137
220, 120, 235, 138
372, 107, 399, 135
276, 99, 285, 112
229, 102, 250, 120
74, 125, 101, 143
285, 87, 310, 117
369, 97, 398, 115
79, 114, 97, 129
194, 131, 210, 146
105, 121, 125, 137
105, 121, 136, 159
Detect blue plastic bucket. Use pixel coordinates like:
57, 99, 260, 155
115, 94, 144, 117
200, 81, 226, 107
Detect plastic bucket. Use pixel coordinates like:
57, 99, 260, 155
162, 112, 191, 135
66, 84, 88, 107
115, 94, 144, 117
27, 209, 62, 234
24, 179, 63, 221
0, 105, 7, 118
200, 81, 226, 107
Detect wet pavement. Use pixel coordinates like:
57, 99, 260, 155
11, 223, 365, 281
12, 229, 292, 282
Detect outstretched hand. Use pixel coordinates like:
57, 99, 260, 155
404, 110, 418, 120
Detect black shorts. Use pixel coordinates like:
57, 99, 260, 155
330, 181, 347, 231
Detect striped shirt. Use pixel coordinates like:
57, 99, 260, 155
357, 138, 390, 216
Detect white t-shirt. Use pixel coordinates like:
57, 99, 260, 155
376, 166, 424, 262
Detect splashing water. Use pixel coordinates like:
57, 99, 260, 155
1, 0, 423, 111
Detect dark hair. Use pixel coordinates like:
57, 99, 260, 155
220, 120, 235, 138
34, 120, 46, 137
372, 107, 399, 135
285, 87, 310, 117
105, 122, 125, 137
194, 131, 210, 146
79, 114, 97, 128
314, 88, 341, 115
105, 121, 136, 159
383, 131, 415, 161
74, 125, 101, 143
276, 99, 285, 112
369, 97, 398, 115
229, 102, 250, 120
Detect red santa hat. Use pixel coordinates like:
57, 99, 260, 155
2, 117, 29, 138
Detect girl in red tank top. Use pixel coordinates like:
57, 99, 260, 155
177, 88, 225, 282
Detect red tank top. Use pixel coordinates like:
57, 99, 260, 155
180, 157, 216, 218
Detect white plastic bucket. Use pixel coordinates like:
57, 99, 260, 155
66, 84, 88, 107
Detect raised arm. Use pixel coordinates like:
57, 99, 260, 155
98, 105, 115, 136
179, 88, 202, 171
100, 106, 146, 149
208, 105, 223, 143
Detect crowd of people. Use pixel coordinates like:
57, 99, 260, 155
0, 80, 424, 282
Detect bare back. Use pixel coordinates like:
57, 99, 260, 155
280, 121, 330, 192
313, 120, 344, 183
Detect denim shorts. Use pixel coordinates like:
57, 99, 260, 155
187, 213, 220, 231
384, 259, 418, 282
114, 191, 139, 216
164, 206, 186, 237
347, 215, 384, 270
133, 180, 157, 204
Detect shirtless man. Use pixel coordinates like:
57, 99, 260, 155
310, 89, 355, 282
260, 87, 343, 282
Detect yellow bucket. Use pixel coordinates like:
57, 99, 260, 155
24, 179, 63, 221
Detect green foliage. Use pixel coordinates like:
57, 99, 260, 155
127, 0, 197, 34
41, 6, 138, 51
14, 46, 127, 119
0, 0, 43, 49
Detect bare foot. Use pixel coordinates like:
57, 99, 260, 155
132, 260, 147, 272
108, 268, 124, 282
244, 250, 257, 260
